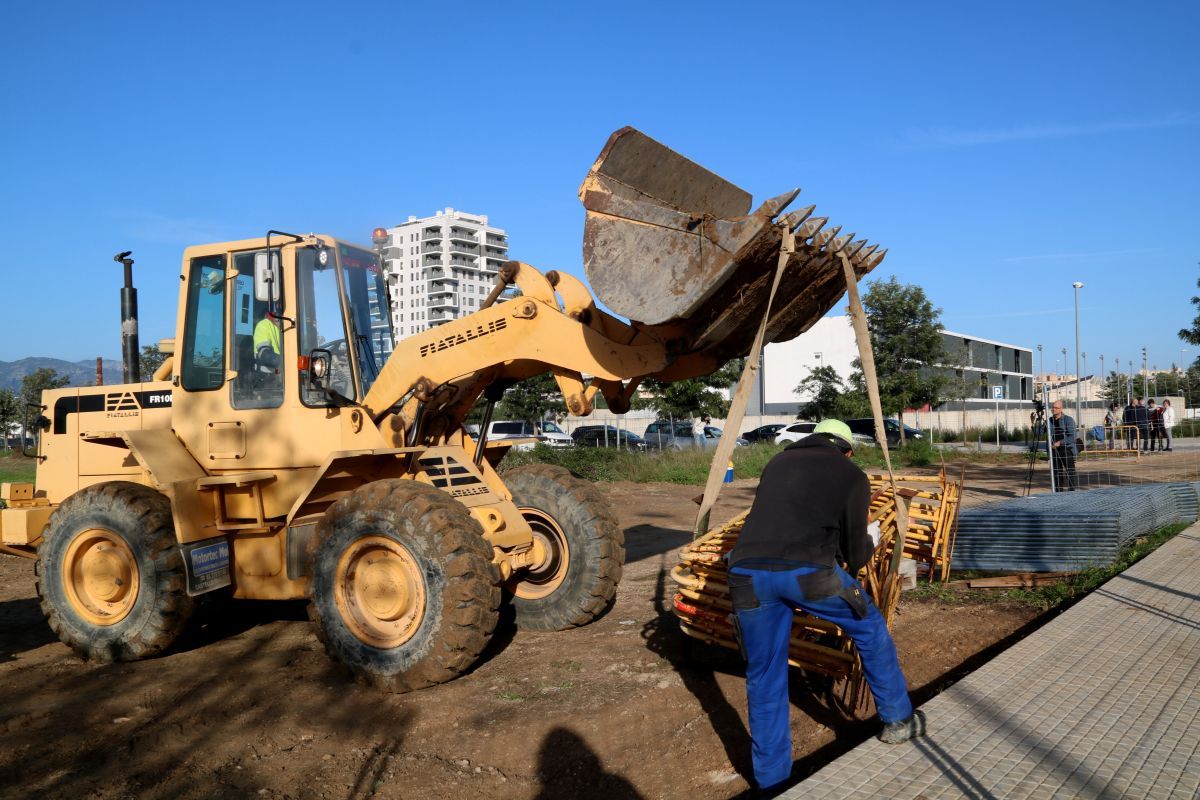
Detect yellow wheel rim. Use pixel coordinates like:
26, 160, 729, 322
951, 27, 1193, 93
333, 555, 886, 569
63, 528, 140, 626
335, 535, 426, 648
508, 508, 570, 600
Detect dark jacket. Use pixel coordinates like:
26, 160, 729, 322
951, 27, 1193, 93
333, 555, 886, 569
1049, 413, 1078, 455
1123, 404, 1135, 425
1134, 404, 1150, 429
728, 435, 873, 574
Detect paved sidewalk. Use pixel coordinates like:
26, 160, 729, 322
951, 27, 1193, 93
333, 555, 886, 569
788, 523, 1200, 799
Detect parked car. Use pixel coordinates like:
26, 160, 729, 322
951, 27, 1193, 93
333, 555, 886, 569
742, 423, 787, 443
774, 421, 816, 444
643, 421, 748, 450
845, 418, 923, 447
486, 419, 573, 450
571, 425, 648, 451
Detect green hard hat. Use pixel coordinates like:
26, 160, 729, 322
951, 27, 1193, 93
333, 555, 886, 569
813, 419, 854, 448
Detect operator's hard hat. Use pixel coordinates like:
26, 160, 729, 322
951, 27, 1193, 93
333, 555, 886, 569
813, 419, 854, 448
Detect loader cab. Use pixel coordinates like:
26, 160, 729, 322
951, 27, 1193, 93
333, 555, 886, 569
173, 235, 395, 471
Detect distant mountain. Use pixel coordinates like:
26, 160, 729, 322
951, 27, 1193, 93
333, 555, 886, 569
0, 357, 125, 392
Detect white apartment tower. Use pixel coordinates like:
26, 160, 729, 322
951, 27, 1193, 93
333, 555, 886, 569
380, 208, 509, 339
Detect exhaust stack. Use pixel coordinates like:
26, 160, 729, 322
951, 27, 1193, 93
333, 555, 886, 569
114, 250, 140, 384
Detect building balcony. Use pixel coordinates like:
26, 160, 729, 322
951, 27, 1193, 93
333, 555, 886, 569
429, 296, 459, 311
421, 243, 442, 254
448, 228, 477, 243
422, 254, 443, 266
428, 277, 458, 292
449, 247, 479, 260
422, 267, 446, 279
486, 234, 507, 246
422, 228, 441, 241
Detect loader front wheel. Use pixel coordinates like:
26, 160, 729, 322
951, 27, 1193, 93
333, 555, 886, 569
35, 482, 194, 662
502, 465, 624, 630
308, 480, 500, 692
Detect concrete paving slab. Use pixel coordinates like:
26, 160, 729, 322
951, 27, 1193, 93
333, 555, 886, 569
786, 524, 1200, 799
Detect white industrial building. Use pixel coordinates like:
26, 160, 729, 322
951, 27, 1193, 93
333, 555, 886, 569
748, 316, 1036, 422
378, 208, 509, 338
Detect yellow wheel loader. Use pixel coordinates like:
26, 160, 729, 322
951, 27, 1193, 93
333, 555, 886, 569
0, 127, 885, 690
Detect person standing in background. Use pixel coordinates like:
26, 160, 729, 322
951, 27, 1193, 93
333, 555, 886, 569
1123, 398, 1137, 450
1049, 400, 1078, 491
1104, 403, 1119, 450
1147, 399, 1162, 451
1161, 399, 1175, 452
1134, 398, 1151, 452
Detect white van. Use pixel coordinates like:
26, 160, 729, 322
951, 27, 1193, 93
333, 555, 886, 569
486, 420, 573, 449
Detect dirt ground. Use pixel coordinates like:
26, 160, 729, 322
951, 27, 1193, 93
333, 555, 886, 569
0, 465, 1051, 800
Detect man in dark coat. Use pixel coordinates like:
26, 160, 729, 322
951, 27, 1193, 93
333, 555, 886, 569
1049, 400, 1078, 490
1134, 398, 1151, 451
1123, 399, 1137, 450
726, 419, 923, 793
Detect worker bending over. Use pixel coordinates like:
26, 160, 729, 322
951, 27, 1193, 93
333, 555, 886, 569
727, 419, 925, 792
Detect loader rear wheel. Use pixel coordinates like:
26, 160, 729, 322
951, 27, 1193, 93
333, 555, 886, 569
501, 465, 624, 630
308, 480, 500, 692
35, 482, 193, 662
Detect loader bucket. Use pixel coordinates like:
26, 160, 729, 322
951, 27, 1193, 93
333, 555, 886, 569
580, 127, 886, 361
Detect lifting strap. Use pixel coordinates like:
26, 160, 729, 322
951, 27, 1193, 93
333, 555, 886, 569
838, 252, 910, 588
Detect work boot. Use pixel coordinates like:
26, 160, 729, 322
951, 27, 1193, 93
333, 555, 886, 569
878, 710, 926, 744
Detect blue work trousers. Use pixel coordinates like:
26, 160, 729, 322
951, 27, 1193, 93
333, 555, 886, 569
730, 564, 912, 789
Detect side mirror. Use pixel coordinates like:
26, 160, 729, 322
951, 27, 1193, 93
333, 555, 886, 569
308, 348, 331, 388
254, 251, 281, 303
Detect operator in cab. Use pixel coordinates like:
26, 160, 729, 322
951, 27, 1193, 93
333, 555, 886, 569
725, 419, 925, 794
253, 311, 282, 373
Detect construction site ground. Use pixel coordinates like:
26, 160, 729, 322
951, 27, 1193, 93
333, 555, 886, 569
0, 455, 1192, 800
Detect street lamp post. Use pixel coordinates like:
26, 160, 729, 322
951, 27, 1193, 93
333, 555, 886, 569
1099, 354, 1106, 403
1072, 282, 1083, 427
1082, 351, 1088, 404
1142, 347, 1149, 401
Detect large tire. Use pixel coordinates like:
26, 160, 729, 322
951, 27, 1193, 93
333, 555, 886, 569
501, 464, 624, 630
308, 479, 500, 692
35, 481, 194, 662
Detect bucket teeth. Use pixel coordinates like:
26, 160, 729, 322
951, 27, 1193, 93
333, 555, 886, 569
796, 216, 827, 240
757, 188, 802, 219
786, 205, 817, 231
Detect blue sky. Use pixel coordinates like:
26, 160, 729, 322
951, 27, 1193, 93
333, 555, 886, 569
2, 1, 1197, 378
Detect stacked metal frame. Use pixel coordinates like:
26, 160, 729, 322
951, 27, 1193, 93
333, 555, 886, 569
953, 482, 1200, 572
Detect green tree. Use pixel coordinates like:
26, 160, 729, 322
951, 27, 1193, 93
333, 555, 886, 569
794, 364, 844, 420
497, 372, 566, 423
0, 389, 18, 450
139, 344, 168, 379
1178, 270, 1200, 347
19, 368, 71, 442
632, 359, 744, 420
860, 276, 946, 440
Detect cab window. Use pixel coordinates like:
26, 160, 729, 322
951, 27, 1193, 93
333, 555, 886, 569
230, 250, 284, 409
180, 256, 227, 391
297, 247, 355, 406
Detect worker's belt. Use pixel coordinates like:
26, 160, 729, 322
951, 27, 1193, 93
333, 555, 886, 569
728, 567, 869, 620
